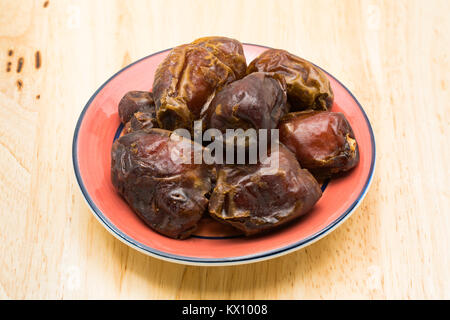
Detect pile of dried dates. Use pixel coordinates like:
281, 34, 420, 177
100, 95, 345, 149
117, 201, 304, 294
111, 37, 359, 239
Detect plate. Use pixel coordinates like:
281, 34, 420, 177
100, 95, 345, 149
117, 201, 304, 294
72, 44, 376, 266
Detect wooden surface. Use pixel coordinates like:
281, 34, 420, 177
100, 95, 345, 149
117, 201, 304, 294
0, 0, 449, 300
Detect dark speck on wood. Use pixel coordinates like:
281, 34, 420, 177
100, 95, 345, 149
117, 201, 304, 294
36, 94, 41, 99
16, 80, 23, 90
6, 62, 12, 72
17, 57, 24, 73
8, 50, 13, 56
43, 1, 49, 8
35, 51, 41, 69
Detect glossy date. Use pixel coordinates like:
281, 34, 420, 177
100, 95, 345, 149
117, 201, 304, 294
205, 72, 288, 132
279, 111, 359, 178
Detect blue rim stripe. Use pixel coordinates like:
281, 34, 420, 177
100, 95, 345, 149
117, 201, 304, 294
72, 44, 376, 264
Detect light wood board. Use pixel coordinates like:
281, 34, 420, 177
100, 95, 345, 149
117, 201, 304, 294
0, 0, 449, 299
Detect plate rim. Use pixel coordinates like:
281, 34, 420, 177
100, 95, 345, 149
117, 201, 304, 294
72, 43, 376, 266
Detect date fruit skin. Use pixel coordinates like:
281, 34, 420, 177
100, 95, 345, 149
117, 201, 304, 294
208, 144, 322, 236
111, 129, 212, 239
152, 37, 246, 131
118, 91, 155, 124
279, 111, 359, 178
124, 109, 159, 134
247, 49, 333, 111
191, 36, 247, 80
205, 72, 289, 131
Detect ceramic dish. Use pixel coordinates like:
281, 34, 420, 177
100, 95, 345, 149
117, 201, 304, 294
72, 44, 376, 266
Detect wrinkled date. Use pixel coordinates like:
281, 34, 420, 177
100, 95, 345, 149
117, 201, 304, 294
153, 37, 247, 131
208, 145, 322, 235
112, 38, 360, 240
247, 49, 334, 111
191, 36, 247, 79
111, 129, 213, 239
118, 91, 158, 134
279, 111, 359, 178
124, 109, 158, 134
205, 72, 289, 131
118, 91, 155, 124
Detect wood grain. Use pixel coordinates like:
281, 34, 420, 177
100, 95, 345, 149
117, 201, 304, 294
0, 0, 448, 299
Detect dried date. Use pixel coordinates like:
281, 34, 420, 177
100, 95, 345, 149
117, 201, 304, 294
153, 37, 246, 131
208, 144, 322, 235
279, 111, 359, 178
111, 129, 213, 239
247, 49, 333, 111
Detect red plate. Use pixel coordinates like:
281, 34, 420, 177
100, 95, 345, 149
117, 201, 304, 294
73, 44, 376, 266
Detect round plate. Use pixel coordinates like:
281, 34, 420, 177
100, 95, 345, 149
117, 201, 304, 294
73, 44, 376, 266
